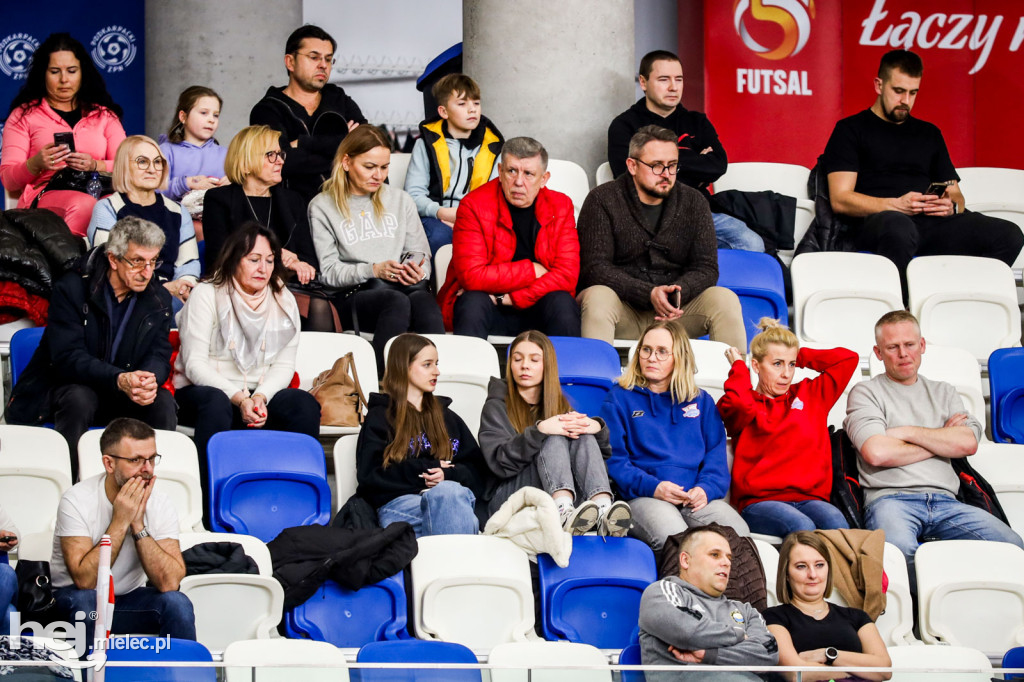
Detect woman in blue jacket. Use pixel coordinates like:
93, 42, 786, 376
602, 321, 749, 551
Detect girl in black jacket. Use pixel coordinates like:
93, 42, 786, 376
355, 333, 485, 536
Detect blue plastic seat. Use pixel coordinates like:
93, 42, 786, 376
716, 249, 788, 349
286, 574, 409, 647
547, 336, 621, 415
104, 636, 215, 681
1004, 646, 1024, 680
619, 642, 644, 682
10, 326, 44, 386
206, 430, 331, 541
354, 639, 480, 682
537, 536, 657, 649
990, 348, 1024, 444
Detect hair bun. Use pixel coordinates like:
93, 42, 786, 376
755, 317, 789, 333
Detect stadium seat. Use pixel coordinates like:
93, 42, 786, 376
969, 442, 1024, 537
715, 249, 788, 349
907, 256, 1020, 364
989, 348, 1024, 444
178, 531, 284, 654
595, 162, 613, 186
224, 638, 349, 682
618, 642, 643, 682
0, 425, 72, 536
285, 573, 409, 649
295, 331, 378, 436
488, 641, 611, 682
791, 252, 903, 359
77, 428, 205, 531
537, 536, 656, 649
355, 639, 481, 682
547, 336, 621, 415
1004, 645, 1024, 680
956, 166, 1024, 270
105, 636, 215, 681
434, 243, 453, 292
388, 152, 412, 191
886, 643, 992, 682
545, 159, 589, 219
333, 434, 359, 510
713, 162, 811, 200
410, 535, 538, 652
206, 430, 331, 541
754, 539, 780, 607
0, 317, 35, 359
915, 539, 1024, 660
385, 334, 501, 437
10, 326, 44, 386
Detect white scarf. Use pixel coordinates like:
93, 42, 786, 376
215, 278, 299, 377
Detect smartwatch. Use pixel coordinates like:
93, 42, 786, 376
132, 527, 151, 542
824, 647, 839, 666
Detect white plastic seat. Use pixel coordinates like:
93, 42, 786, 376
295, 332, 378, 436
388, 152, 412, 191
907, 256, 1021, 364
887, 644, 992, 682
488, 641, 611, 682
957, 167, 1024, 270
713, 162, 811, 200
544, 159, 589, 220
410, 535, 538, 653
333, 434, 358, 510
77, 429, 205, 531
876, 541, 918, 646
13, 530, 54, 563
224, 638, 349, 681
385, 334, 500, 436
0, 317, 35, 358
915, 539, 1024, 659
177, 531, 283, 653
792, 253, 903, 359
754, 539, 780, 607
434, 243, 453, 292
595, 162, 613, 186
0, 425, 72, 536
969, 442, 1024, 537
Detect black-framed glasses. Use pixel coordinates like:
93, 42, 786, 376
134, 156, 166, 171
633, 158, 678, 175
294, 51, 336, 66
265, 150, 287, 163
106, 453, 162, 467
118, 255, 163, 272
638, 346, 672, 361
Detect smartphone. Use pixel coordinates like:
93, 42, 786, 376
53, 132, 75, 153
672, 290, 682, 310
0, 536, 16, 543
925, 181, 948, 196
400, 250, 427, 265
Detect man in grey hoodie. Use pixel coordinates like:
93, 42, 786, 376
639, 526, 778, 681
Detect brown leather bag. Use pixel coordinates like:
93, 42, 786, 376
308, 352, 367, 426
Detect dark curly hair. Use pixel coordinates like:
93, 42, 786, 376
7, 32, 123, 118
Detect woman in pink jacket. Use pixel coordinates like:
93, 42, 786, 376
1, 33, 125, 236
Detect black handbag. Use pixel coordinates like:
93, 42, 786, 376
13, 559, 58, 625
29, 168, 113, 208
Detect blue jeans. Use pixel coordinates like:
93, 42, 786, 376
713, 212, 764, 252
0, 563, 16, 635
865, 492, 1024, 591
741, 499, 849, 537
421, 216, 453, 256
54, 585, 196, 647
377, 480, 478, 538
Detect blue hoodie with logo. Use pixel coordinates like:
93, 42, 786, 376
601, 384, 729, 501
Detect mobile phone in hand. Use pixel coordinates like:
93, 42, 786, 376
0, 536, 16, 543
672, 290, 682, 310
925, 182, 948, 196
53, 132, 75, 153
400, 250, 427, 265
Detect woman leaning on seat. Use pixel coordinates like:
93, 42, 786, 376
764, 531, 891, 681
718, 319, 858, 537
0, 32, 125, 236
478, 330, 631, 535
601, 320, 748, 552
174, 222, 321, 496
356, 333, 486, 538
308, 125, 443, 374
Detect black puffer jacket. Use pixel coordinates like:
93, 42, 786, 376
0, 208, 85, 296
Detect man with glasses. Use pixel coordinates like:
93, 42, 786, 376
7, 217, 177, 476
250, 24, 367, 204
50, 417, 195, 646
608, 50, 762, 252
578, 125, 746, 349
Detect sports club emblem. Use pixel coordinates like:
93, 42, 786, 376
0, 33, 39, 80
733, 0, 815, 60
90, 25, 137, 73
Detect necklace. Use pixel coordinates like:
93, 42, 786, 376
244, 192, 272, 228
796, 602, 828, 618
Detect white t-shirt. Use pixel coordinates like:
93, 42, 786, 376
50, 474, 179, 595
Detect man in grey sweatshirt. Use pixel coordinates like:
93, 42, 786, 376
844, 310, 1023, 588
639, 526, 778, 681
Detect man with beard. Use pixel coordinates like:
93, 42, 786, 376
250, 24, 367, 204
50, 418, 195, 645
823, 49, 1021, 296
577, 125, 745, 349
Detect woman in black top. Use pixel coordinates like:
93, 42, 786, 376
764, 531, 891, 681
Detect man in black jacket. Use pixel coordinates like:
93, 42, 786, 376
7, 217, 176, 475
250, 24, 367, 204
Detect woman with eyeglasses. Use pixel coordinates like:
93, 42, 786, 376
601, 320, 748, 551
87, 135, 200, 308
203, 125, 334, 331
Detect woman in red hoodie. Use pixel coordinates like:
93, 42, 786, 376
718, 318, 858, 537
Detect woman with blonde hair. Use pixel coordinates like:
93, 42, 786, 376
308, 125, 443, 373
764, 531, 891, 681
355, 333, 486, 537
478, 330, 631, 535
601, 321, 747, 551
718, 319, 858, 537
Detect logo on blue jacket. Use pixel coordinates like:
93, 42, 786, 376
682, 403, 700, 418
631, 410, 644, 418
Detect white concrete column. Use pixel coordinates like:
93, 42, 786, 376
463, 0, 634, 184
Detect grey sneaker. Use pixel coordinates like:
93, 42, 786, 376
561, 500, 600, 535
598, 500, 632, 537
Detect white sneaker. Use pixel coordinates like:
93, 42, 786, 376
598, 500, 632, 537
561, 500, 600, 535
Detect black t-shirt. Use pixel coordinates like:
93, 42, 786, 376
821, 109, 959, 199
763, 602, 872, 653
640, 202, 664, 233
506, 199, 538, 263
55, 108, 82, 128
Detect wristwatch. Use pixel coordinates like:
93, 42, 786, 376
495, 294, 505, 305
132, 527, 151, 542
824, 647, 839, 666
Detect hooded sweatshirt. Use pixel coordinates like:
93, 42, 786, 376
601, 384, 729, 502
158, 135, 228, 201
